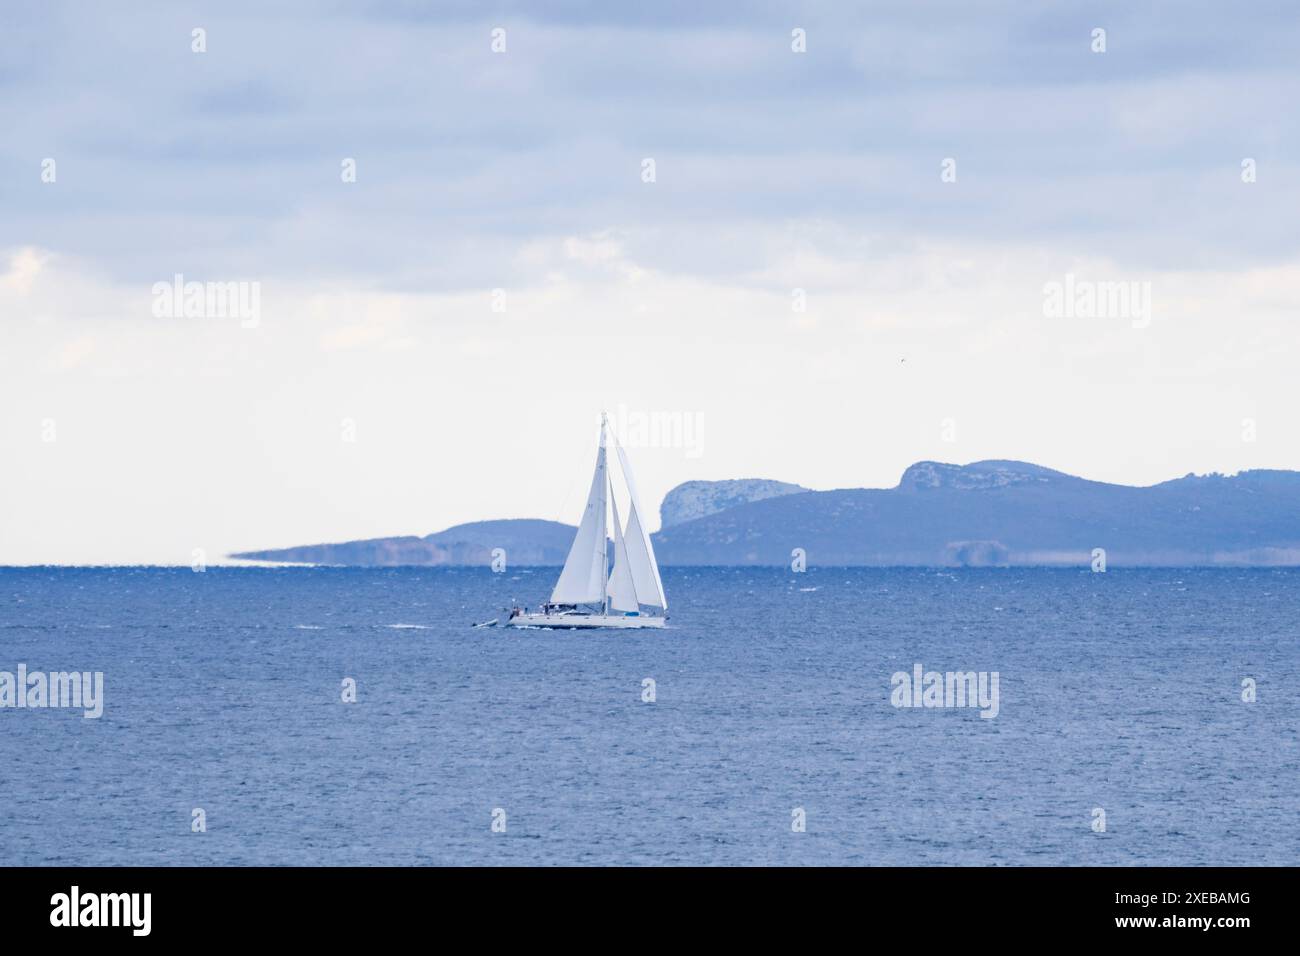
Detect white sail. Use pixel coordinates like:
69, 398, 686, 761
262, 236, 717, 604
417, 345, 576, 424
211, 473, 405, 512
503, 415, 669, 629
606, 485, 640, 612
614, 441, 667, 610
550, 422, 608, 605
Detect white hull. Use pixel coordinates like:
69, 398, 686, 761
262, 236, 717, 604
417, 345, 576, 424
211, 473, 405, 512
506, 611, 666, 630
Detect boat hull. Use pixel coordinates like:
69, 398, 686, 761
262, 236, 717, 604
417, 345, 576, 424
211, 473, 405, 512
505, 611, 666, 630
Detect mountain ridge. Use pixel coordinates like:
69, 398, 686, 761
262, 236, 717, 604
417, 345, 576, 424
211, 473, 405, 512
231, 461, 1300, 567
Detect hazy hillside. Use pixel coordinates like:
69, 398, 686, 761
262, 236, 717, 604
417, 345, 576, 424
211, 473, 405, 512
231, 463, 1300, 567
231, 519, 574, 566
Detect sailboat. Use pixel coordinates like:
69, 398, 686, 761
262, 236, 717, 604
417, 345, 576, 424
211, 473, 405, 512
505, 414, 668, 629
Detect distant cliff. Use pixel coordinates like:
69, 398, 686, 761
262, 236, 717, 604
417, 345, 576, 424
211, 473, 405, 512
659, 478, 807, 527
651, 461, 1300, 567
231, 462, 1300, 567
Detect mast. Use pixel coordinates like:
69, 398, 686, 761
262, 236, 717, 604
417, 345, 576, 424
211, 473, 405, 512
600, 413, 609, 614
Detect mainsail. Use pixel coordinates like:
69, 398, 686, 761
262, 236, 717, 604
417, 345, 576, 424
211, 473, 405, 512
614, 441, 668, 609
606, 485, 640, 612
549, 421, 609, 605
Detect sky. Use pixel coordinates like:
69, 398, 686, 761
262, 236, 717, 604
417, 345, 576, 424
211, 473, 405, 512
2, 1, 1298, 564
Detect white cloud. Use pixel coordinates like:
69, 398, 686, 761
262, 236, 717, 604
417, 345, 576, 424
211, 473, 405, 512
2, 235, 1298, 563
3, 3, 1299, 562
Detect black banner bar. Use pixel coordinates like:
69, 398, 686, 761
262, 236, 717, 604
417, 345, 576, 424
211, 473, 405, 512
0, 866, 1281, 943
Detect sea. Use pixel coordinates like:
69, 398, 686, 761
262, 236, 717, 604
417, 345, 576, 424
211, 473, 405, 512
1, 566, 1296, 866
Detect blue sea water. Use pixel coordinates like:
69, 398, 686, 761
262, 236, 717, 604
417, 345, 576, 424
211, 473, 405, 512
0, 566, 1296, 866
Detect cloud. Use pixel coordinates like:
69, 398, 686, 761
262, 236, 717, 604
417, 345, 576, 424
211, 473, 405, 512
52, 333, 96, 370
0, 247, 49, 294
4, 231, 1297, 557
3, 2, 1298, 289
3, 3, 1299, 561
